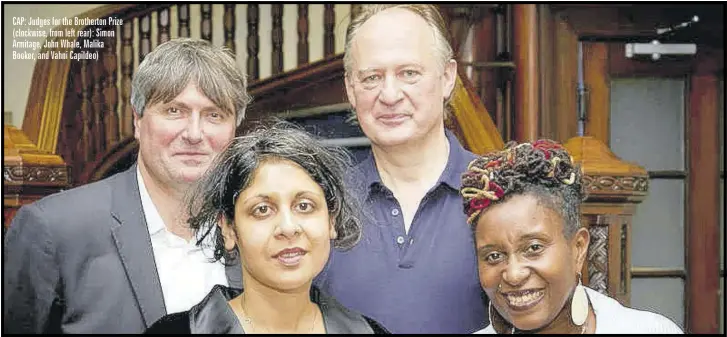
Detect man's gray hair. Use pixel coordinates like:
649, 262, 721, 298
343, 4, 454, 76
131, 38, 251, 126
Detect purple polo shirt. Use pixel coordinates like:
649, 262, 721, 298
315, 130, 489, 334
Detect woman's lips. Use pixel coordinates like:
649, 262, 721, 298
501, 289, 545, 312
273, 247, 307, 267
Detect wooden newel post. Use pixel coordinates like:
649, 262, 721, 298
3, 125, 71, 229
564, 136, 649, 306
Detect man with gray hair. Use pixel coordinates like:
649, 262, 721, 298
3, 38, 250, 333
314, 4, 489, 334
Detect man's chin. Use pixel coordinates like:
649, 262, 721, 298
175, 167, 208, 183
370, 130, 416, 148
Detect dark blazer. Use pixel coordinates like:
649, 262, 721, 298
2, 166, 242, 334
145, 285, 390, 334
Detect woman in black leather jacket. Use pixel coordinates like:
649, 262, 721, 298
146, 122, 389, 334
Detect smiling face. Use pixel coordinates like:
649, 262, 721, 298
220, 159, 337, 293
134, 82, 236, 192
474, 193, 588, 331
344, 8, 456, 148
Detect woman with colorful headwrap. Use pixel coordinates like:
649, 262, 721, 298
460, 140, 682, 334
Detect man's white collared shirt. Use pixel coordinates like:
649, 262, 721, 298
137, 168, 228, 314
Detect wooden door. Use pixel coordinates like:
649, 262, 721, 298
582, 41, 723, 333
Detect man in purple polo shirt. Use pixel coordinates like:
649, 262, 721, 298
315, 4, 489, 334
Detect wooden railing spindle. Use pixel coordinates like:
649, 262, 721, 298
139, 14, 152, 61
297, 4, 309, 66
120, 20, 135, 138
271, 4, 284, 75
80, 59, 93, 162
157, 7, 170, 44
178, 4, 190, 38
201, 4, 212, 42
223, 4, 236, 54
91, 58, 106, 158
247, 4, 260, 80
323, 4, 335, 57
103, 27, 120, 144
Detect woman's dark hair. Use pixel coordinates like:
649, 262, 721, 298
460, 139, 586, 238
186, 120, 362, 264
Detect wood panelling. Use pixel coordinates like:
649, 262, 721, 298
583, 42, 610, 145
538, 4, 555, 140
553, 13, 579, 142
513, 4, 539, 142
686, 74, 721, 334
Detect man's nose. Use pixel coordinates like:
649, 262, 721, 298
182, 113, 203, 144
378, 75, 404, 106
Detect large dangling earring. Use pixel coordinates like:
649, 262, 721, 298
570, 273, 588, 326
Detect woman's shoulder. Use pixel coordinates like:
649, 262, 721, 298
586, 287, 683, 334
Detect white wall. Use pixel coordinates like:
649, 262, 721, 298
3, 4, 351, 128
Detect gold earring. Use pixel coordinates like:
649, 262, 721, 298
571, 273, 588, 326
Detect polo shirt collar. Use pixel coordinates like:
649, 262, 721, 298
360, 129, 471, 195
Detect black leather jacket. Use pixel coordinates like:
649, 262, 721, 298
145, 285, 390, 334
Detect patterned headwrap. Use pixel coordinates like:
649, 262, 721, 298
460, 139, 582, 226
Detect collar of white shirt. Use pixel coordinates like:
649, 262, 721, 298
136, 166, 229, 314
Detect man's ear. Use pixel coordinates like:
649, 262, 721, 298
442, 59, 458, 101
572, 227, 590, 273
344, 74, 357, 110
218, 215, 237, 251
132, 108, 142, 140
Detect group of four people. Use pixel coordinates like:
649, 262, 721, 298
3, 4, 682, 334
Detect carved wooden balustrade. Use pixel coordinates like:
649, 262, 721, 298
565, 136, 649, 306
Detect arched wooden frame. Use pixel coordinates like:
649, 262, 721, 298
77, 136, 138, 185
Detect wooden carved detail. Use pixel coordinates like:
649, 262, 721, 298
61, 61, 84, 180
297, 4, 309, 66
102, 26, 120, 145
587, 223, 609, 294
200, 4, 212, 41
157, 7, 170, 44
582, 175, 649, 193
247, 4, 260, 80
90, 39, 106, 158
178, 4, 190, 38
119, 21, 135, 138
271, 4, 284, 75
223, 4, 236, 54
79, 59, 93, 163
3, 166, 69, 185
323, 4, 335, 57
620, 222, 628, 294
138, 13, 152, 61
